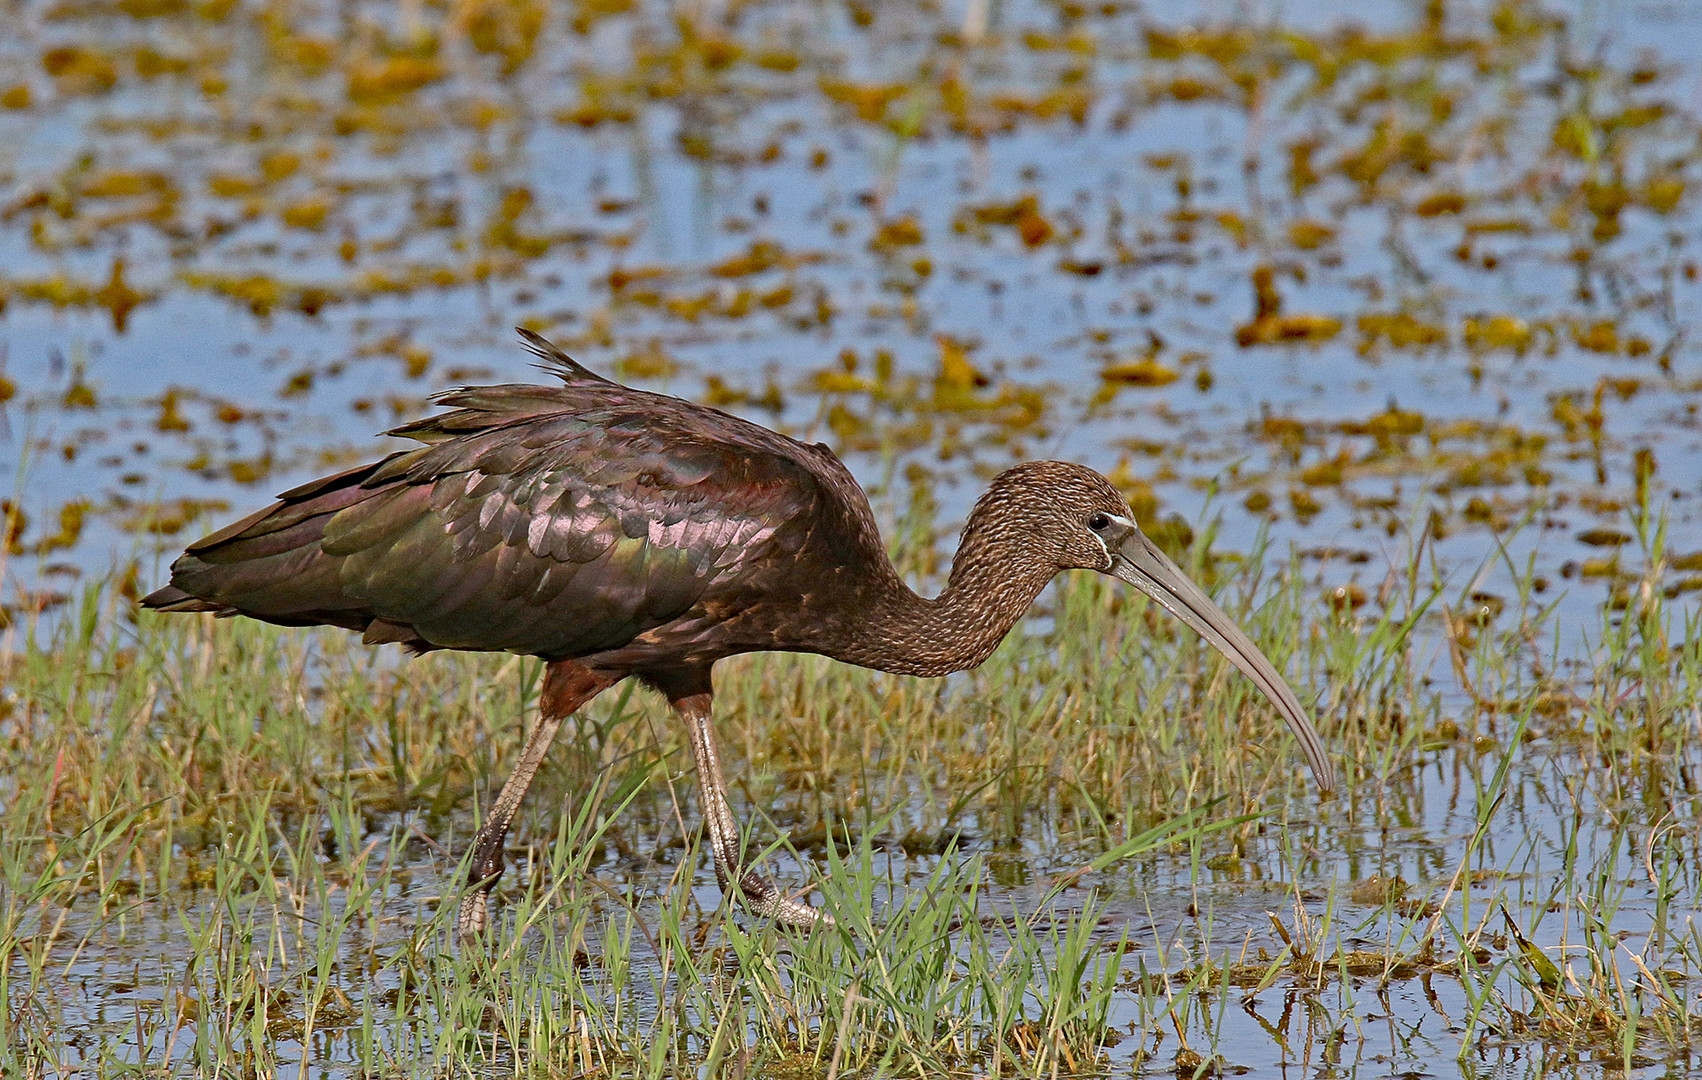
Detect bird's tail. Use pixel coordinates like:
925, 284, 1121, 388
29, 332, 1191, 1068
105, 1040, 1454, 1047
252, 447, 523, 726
138, 460, 391, 632
139, 584, 227, 613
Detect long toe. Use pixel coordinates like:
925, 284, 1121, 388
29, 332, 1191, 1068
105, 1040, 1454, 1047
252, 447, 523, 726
739, 872, 833, 929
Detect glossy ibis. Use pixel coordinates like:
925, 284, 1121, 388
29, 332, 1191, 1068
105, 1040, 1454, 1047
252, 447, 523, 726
144, 330, 1334, 939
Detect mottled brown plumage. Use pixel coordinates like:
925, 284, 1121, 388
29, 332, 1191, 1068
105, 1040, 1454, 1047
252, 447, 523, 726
146, 330, 1333, 938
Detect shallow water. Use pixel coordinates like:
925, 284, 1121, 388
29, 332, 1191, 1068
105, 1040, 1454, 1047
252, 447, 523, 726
20, 727, 1702, 1076
3, 0, 1702, 1074
1, 0, 1699, 642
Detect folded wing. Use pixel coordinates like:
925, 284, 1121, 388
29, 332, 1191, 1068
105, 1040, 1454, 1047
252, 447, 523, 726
146, 373, 823, 660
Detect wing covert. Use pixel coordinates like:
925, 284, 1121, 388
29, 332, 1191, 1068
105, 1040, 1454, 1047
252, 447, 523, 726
313, 407, 811, 658
148, 345, 872, 664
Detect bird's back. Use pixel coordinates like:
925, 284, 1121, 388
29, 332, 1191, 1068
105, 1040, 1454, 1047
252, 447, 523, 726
145, 333, 885, 664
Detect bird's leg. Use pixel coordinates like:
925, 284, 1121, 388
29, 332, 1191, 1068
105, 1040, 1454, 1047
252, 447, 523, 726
457, 661, 618, 941
670, 689, 831, 929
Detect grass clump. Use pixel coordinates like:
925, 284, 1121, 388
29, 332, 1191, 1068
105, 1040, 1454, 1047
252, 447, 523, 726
2, 512, 1700, 1075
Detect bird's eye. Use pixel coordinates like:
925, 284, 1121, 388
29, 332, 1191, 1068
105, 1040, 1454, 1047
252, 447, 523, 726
1087, 512, 1111, 532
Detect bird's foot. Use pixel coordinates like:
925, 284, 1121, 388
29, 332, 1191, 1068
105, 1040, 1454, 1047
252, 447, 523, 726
456, 889, 490, 942
456, 828, 508, 943
737, 869, 834, 929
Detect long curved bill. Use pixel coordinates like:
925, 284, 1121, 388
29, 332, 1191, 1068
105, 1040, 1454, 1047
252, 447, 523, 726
1104, 520, 1335, 795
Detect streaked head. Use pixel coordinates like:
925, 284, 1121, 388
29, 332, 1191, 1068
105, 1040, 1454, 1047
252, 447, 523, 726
981, 461, 1336, 795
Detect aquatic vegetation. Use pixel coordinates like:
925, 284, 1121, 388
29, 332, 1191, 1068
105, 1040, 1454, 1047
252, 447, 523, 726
1, 0, 1701, 1072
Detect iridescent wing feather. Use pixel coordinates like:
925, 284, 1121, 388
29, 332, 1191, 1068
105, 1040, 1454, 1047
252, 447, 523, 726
146, 338, 838, 661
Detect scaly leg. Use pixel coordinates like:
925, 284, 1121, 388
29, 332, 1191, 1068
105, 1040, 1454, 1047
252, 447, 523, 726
457, 661, 619, 941
670, 688, 831, 928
